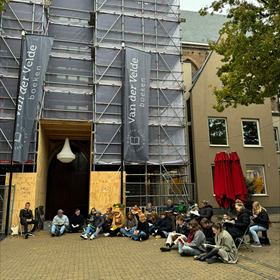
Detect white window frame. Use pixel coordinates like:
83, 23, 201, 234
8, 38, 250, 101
208, 117, 229, 147
274, 127, 279, 152
241, 119, 261, 147
246, 165, 267, 196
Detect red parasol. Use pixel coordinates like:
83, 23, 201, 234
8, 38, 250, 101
230, 151, 247, 204
213, 152, 236, 209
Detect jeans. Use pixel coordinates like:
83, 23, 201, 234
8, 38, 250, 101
129, 230, 147, 241
249, 225, 267, 243
205, 241, 214, 245
120, 228, 133, 237
51, 225, 66, 234
149, 226, 155, 233
21, 220, 38, 233
178, 242, 202, 256
67, 224, 84, 232
85, 226, 103, 236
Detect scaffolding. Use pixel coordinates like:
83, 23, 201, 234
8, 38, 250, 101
0, 0, 194, 210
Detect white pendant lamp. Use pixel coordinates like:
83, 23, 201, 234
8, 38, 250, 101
57, 138, 75, 163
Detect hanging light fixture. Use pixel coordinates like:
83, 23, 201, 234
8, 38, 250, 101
57, 138, 75, 163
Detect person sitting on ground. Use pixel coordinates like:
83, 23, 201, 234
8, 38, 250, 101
86, 207, 96, 226
104, 206, 125, 237
130, 213, 149, 242
67, 209, 84, 233
51, 209, 69, 237
149, 212, 162, 233
131, 204, 143, 218
194, 223, 238, 264
247, 201, 270, 247
160, 215, 190, 252
81, 210, 104, 240
177, 220, 206, 257
120, 211, 138, 237
200, 218, 215, 245
178, 200, 188, 216
166, 210, 176, 231
103, 208, 113, 233
227, 202, 251, 241
150, 212, 172, 238
165, 199, 175, 213
185, 200, 196, 221
222, 213, 229, 229
144, 203, 156, 222
20, 202, 39, 239
198, 200, 213, 222
190, 206, 200, 222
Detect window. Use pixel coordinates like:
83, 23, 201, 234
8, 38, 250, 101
242, 120, 261, 146
274, 127, 279, 152
208, 118, 228, 146
246, 166, 267, 195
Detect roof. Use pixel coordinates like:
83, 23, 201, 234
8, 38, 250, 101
180, 10, 228, 44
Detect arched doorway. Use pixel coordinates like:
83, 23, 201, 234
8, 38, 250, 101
45, 145, 89, 220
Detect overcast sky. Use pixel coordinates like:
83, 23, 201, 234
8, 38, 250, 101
180, 0, 214, 12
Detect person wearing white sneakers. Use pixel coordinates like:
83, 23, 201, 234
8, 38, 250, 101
81, 210, 104, 240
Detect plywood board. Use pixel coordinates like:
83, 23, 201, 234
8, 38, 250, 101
90, 172, 125, 214
5, 173, 37, 226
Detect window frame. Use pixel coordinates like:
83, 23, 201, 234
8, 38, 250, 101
246, 165, 267, 196
274, 127, 280, 152
241, 119, 261, 147
208, 117, 229, 147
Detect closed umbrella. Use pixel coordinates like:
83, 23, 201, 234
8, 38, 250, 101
230, 151, 247, 204
214, 152, 235, 209
213, 153, 222, 206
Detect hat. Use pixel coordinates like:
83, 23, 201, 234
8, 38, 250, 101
114, 206, 120, 213
57, 209, 64, 214
179, 200, 184, 205
94, 210, 101, 215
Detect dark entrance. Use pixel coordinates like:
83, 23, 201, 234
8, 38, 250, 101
46, 145, 89, 220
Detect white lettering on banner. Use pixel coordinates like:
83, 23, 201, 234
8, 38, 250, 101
17, 44, 43, 114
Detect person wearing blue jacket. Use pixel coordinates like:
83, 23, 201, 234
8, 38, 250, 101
153, 212, 172, 238
81, 210, 104, 240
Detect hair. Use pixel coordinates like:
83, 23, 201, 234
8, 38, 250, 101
235, 203, 244, 208
212, 223, 224, 232
252, 201, 266, 215
75, 208, 80, 212
223, 213, 228, 216
147, 203, 152, 207
235, 199, 244, 206
188, 200, 194, 205
177, 215, 185, 222
25, 202, 30, 205
167, 199, 172, 203
188, 220, 202, 235
90, 207, 96, 214
160, 212, 167, 217
139, 214, 147, 223
202, 200, 209, 205
126, 211, 135, 221
200, 218, 210, 225
150, 212, 158, 223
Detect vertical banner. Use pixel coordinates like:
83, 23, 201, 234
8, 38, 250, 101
124, 47, 151, 162
13, 35, 54, 162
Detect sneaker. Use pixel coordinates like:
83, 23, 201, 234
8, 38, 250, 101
29, 232, 36, 236
80, 234, 88, 240
139, 238, 142, 242
104, 233, 110, 237
25, 233, 29, 239
245, 240, 254, 245
51, 232, 56, 237
160, 247, 171, 252
57, 231, 61, 237
90, 234, 95, 240
251, 242, 262, 247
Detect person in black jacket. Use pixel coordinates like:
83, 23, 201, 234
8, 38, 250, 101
130, 214, 149, 241
160, 215, 190, 251
200, 218, 215, 244
152, 212, 172, 238
227, 203, 251, 240
247, 201, 270, 247
198, 200, 213, 222
20, 202, 38, 239
149, 212, 162, 233
165, 200, 175, 212
81, 210, 104, 240
67, 209, 84, 233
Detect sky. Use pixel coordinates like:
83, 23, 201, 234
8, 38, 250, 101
180, 0, 215, 12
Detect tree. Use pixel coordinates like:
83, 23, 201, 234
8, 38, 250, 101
0, 1, 9, 13
200, 0, 280, 112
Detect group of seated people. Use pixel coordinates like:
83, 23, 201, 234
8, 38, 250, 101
20, 198, 270, 258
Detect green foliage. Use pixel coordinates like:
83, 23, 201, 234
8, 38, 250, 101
0, 0, 9, 13
200, 0, 280, 112
244, 176, 257, 197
